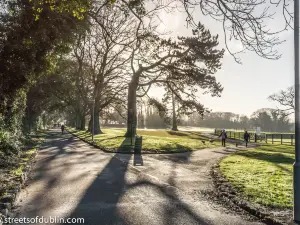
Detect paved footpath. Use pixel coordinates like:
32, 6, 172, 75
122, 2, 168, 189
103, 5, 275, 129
12, 130, 264, 225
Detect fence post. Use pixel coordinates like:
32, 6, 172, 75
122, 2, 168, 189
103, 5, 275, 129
292, 134, 294, 146
239, 132, 241, 140
255, 134, 257, 142
281, 134, 283, 145
266, 134, 268, 143
272, 134, 274, 144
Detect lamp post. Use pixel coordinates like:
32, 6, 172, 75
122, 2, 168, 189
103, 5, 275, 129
129, 109, 133, 145
89, 99, 95, 145
294, 0, 300, 223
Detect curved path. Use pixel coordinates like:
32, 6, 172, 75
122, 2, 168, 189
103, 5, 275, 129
13, 130, 264, 225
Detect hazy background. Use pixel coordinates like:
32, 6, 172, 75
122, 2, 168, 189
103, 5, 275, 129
148, 7, 294, 118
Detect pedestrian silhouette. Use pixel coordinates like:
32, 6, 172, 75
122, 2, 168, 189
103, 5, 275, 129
219, 129, 227, 147
244, 131, 250, 147
61, 124, 65, 135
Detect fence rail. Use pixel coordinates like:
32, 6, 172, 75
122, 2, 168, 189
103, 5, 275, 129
214, 129, 295, 145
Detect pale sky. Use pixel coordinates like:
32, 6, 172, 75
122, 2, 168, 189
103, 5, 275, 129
148, 5, 294, 118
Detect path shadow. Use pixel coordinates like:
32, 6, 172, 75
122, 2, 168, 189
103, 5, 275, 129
162, 162, 210, 225
66, 154, 132, 225
158, 151, 193, 164
133, 136, 143, 166
20, 130, 211, 224
211, 148, 237, 155
16, 131, 109, 210
127, 180, 210, 225
67, 149, 209, 224
133, 153, 143, 166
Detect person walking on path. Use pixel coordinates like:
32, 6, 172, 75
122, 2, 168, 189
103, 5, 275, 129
219, 129, 227, 147
61, 124, 65, 135
244, 131, 250, 147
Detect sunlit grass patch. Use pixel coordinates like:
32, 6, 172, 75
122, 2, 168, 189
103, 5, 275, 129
67, 127, 222, 153
10, 163, 25, 177
220, 144, 294, 208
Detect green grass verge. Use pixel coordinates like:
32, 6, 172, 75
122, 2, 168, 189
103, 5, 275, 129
67, 127, 222, 153
0, 132, 46, 198
220, 144, 294, 208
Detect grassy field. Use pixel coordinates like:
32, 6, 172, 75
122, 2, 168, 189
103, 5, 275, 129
220, 144, 294, 208
67, 127, 222, 153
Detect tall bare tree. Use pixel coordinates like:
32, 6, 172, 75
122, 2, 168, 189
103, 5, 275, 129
126, 23, 224, 137
268, 86, 295, 116
72, 5, 136, 134
181, 0, 293, 63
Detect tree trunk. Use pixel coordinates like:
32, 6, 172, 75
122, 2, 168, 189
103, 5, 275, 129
89, 109, 103, 134
94, 111, 103, 134
88, 117, 92, 132
75, 111, 81, 130
125, 82, 138, 137
80, 113, 85, 130
171, 93, 178, 131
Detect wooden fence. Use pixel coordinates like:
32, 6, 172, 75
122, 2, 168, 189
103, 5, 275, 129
215, 129, 295, 145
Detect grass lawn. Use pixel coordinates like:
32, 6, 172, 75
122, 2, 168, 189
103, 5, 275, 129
67, 127, 222, 153
220, 144, 294, 208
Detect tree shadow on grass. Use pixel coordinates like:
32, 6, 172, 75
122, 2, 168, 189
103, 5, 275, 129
167, 131, 189, 136
186, 131, 211, 139
154, 144, 193, 153
80, 134, 92, 139
236, 151, 293, 174
167, 131, 210, 141
94, 135, 124, 142
117, 137, 135, 153
256, 145, 295, 155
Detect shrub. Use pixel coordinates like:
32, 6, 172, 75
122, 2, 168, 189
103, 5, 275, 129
0, 130, 20, 156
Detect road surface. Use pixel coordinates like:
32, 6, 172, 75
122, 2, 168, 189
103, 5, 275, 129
13, 130, 263, 225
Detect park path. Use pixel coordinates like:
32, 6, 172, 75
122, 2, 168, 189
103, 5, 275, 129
12, 129, 264, 225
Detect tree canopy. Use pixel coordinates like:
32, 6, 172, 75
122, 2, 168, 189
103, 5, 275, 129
0, 0, 294, 155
